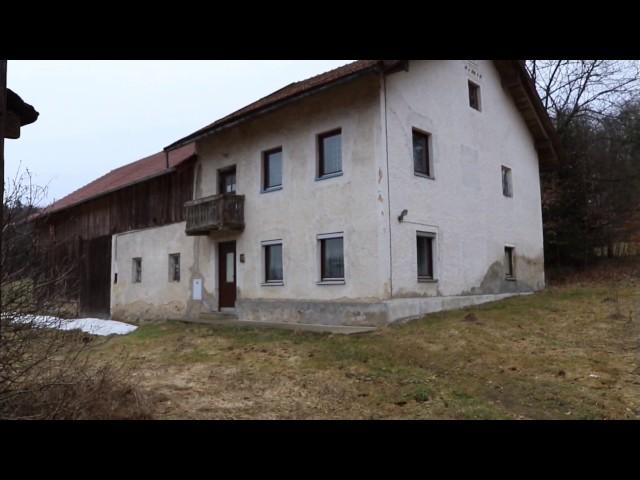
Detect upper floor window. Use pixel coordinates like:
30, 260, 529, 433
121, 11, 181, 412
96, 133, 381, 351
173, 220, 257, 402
412, 129, 432, 177
132, 257, 142, 283
169, 253, 180, 282
317, 129, 342, 179
262, 147, 283, 192
502, 166, 513, 197
219, 166, 236, 194
468, 80, 481, 111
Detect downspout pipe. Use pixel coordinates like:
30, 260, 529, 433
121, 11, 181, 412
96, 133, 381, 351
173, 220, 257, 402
0, 60, 6, 339
380, 68, 393, 299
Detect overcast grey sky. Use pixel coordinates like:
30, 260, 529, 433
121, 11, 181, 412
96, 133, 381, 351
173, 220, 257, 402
5, 60, 353, 204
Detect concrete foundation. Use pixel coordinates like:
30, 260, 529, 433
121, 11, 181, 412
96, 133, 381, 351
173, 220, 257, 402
237, 298, 389, 327
384, 292, 532, 324
235, 292, 531, 327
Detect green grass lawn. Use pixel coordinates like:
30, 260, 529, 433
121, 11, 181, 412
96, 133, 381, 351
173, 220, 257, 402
90, 281, 640, 419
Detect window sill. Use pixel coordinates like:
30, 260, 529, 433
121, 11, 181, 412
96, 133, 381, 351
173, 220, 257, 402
315, 171, 343, 182
418, 278, 438, 283
261, 281, 284, 287
261, 185, 283, 194
414, 172, 435, 180
505, 276, 517, 281
316, 280, 345, 285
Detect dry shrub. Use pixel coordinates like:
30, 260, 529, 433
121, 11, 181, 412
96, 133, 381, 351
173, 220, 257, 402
1, 169, 153, 420
2, 363, 153, 420
0, 326, 153, 420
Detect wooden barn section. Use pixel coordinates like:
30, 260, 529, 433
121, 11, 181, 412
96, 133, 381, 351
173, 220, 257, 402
34, 144, 196, 317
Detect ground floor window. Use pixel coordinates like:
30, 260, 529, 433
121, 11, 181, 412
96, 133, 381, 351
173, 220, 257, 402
132, 257, 142, 283
417, 232, 435, 281
263, 241, 283, 283
169, 253, 180, 282
505, 246, 515, 279
319, 233, 344, 282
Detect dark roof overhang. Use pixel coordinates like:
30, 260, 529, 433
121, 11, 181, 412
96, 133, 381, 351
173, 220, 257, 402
4, 88, 39, 139
493, 60, 561, 168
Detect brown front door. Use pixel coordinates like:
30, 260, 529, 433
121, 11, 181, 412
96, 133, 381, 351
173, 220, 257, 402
218, 241, 236, 309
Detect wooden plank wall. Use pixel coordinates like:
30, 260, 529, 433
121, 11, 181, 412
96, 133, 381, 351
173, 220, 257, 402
79, 235, 112, 317
38, 163, 194, 244
32, 163, 194, 317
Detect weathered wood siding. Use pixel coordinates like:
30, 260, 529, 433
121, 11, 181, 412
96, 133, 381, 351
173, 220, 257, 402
79, 235, 112, 317
33, 162, 195, 317
37, 163, 194, 244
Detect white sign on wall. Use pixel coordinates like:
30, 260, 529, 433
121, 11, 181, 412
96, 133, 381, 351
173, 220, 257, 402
192, 278, 202, 300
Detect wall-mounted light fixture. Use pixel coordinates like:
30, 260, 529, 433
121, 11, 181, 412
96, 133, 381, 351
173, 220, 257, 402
398, 209, 408, 222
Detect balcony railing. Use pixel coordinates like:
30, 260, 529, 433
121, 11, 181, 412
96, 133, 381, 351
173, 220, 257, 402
184, 194, 245, 236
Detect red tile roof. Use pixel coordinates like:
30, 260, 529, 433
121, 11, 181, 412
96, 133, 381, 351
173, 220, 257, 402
42, 60, 559, 218
164, 60, 558, 165
165, 60, 398, 150
43, 143, 196, 214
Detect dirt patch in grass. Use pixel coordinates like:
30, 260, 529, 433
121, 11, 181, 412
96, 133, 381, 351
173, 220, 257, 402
90, 282, 640, 419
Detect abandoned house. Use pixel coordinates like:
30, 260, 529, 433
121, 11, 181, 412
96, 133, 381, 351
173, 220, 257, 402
36, 60, 559, 326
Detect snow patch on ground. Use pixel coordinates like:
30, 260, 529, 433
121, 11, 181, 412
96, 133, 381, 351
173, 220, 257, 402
10, 315, 137, 336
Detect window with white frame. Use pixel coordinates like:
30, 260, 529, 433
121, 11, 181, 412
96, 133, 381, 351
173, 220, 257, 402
262, 147, 283, 191
317, 129, 342, 179
262, 240, 283, 284
318, 233, 344, 282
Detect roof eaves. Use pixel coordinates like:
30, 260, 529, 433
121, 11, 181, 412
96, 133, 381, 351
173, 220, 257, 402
164, 61, 393, 152
41, 152, 197, 217
494, 60, 562, 167
41, 168, 177, 217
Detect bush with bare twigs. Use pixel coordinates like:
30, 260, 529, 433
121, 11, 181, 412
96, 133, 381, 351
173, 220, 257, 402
1, 169, 152, 419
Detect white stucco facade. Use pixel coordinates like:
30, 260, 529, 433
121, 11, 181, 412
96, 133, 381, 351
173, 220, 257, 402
384, 60, 545, 300
110, 60, 546, 326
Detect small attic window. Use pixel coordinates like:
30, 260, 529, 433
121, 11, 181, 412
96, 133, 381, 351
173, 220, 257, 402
468, 81, 481, 111
502, 166, 513, 197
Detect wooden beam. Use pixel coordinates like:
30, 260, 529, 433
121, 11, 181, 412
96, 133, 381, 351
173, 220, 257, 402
0, 59, 6, 339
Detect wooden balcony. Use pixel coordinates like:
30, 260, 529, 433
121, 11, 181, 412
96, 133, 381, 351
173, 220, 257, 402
184, 194, 245, 236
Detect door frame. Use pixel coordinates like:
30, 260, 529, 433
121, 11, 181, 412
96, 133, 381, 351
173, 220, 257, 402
218, 165, 237, 194
217, 240, 237, 310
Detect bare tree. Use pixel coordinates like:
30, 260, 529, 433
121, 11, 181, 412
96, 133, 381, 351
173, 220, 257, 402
1, 168, 152, 419
528, 60, 640, 267
526, 60, 640, 133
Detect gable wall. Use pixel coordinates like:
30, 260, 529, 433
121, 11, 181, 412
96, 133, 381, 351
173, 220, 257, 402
384, 60, 545, 297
